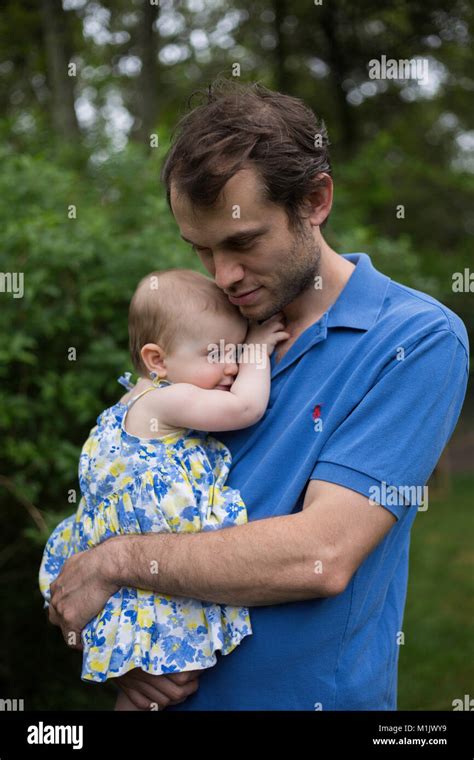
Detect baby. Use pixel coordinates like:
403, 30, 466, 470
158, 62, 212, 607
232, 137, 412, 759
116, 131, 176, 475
39, 267, 288, 708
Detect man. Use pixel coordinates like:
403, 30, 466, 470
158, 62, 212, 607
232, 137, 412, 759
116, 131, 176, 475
49, 81, 469, 710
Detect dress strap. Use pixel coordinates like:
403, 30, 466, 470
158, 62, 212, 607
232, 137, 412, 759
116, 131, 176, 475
126, 378, 172, 411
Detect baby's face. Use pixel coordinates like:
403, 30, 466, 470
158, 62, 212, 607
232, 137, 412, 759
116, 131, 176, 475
162, 310, 249, 390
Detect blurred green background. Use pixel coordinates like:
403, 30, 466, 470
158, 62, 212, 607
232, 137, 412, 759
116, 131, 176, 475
0, 0, 472, 710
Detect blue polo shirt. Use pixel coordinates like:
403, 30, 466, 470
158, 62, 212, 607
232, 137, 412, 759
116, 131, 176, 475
168, 253, 469, 711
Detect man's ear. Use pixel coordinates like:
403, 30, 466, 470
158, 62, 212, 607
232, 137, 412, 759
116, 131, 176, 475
141, 343, 167, 378
305, 173, 333, 227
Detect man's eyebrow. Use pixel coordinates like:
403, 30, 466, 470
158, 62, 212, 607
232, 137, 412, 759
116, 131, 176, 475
180, 226, 269, 248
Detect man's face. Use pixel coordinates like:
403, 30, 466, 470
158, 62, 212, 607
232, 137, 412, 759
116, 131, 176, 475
170, 167, 321, 322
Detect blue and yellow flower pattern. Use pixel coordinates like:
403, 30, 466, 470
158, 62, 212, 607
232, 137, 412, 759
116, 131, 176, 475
38, 378, 252, 683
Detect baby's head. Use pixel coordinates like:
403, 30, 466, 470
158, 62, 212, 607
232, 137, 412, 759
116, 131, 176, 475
129, 268, 249, 390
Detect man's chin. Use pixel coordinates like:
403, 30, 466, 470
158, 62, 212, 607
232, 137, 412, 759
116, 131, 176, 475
239, 304, 268, 321
241, 309, 279, 325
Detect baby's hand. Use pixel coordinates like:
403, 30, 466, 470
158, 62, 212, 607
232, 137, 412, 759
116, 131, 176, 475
245, 312, 290, 356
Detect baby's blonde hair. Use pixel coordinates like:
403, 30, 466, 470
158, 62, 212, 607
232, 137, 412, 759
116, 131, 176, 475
129, 268, 243, 375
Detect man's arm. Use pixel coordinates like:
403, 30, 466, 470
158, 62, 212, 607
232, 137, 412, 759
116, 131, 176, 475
49, 479, 396, 640
106, 479, 396, 606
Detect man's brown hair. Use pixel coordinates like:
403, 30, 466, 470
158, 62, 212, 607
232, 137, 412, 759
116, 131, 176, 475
160, 78, 331, 232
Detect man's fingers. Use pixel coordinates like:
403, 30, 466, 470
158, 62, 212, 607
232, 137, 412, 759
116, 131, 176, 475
69, 634, 83, 651
121, 682, 173, 710
48, 605, 83, 651
114, 670, 171, 708
137, 674, 198, 703
48, 603, 60, 626
61, 627, 82, 650
126, 672, 179, 703
120, 687, 156, 710
165, 669, 201, 685
124, 670, 199, 705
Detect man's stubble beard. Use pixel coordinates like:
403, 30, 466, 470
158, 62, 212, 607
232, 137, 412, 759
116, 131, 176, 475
245, 227, 322, 323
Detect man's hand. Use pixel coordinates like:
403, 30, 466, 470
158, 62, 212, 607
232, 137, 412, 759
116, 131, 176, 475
114, 668, 200, 710
49, 543, 120, 649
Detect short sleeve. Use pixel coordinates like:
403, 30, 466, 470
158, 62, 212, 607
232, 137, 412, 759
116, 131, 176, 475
311, 329, 469, 520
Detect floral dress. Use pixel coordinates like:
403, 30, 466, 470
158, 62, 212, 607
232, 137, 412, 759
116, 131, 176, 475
39, 375, 252, 683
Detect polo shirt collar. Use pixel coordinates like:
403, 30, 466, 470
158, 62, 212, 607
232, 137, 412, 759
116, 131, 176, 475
270, 253, 391, 379
326, 253, 391, 331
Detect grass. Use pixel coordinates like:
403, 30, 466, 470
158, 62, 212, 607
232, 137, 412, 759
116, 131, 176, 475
398, 474, 474, 710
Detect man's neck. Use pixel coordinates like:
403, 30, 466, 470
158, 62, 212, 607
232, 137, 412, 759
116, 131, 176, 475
282, 245, 355, 332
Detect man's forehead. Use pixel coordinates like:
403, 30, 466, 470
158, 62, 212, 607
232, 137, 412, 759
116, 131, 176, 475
170, 167, 265, 225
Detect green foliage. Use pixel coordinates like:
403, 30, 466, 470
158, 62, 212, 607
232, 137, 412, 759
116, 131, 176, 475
399, 475, 474, 709
329, 128, 474, 298
0, 142, 199, 707
0, 142, 196, 511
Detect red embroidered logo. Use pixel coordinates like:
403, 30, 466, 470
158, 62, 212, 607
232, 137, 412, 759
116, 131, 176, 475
312, 404, 322, 420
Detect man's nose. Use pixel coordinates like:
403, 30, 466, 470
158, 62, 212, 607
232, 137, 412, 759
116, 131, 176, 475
213, 252, 245, 292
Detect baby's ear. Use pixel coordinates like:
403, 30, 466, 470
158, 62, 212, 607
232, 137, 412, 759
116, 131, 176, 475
141, 343, 166, 375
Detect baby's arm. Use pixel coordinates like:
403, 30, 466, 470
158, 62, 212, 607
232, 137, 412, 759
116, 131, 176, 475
155, 313, 289, 432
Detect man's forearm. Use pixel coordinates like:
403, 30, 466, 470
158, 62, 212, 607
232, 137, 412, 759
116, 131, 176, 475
104, 511, 337, 607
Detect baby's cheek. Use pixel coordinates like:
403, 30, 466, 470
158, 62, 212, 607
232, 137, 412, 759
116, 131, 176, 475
188, 358, 212, 386
204, 359, 223, 383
